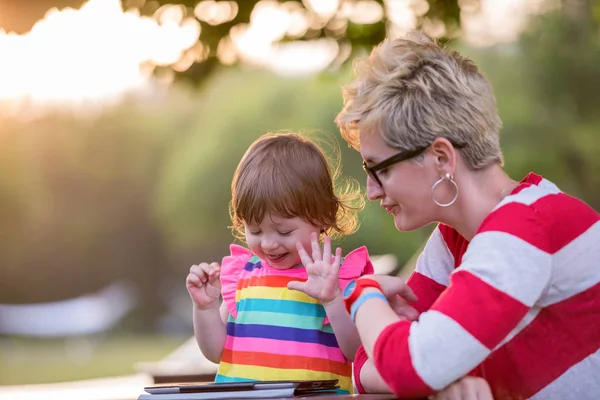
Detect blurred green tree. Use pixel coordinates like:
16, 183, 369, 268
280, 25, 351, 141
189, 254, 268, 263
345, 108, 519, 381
144, 0, 464, 83
0, 0, 468, 84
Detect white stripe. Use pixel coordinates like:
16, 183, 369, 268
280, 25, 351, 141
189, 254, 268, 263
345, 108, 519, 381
409, 310, 490, 390
531, 348, 600, 400
457, 231, 552, 307
538, 177, 561, 193
495, 181, 561, 210
540, 221, 600, 307
414, 227, 454, 287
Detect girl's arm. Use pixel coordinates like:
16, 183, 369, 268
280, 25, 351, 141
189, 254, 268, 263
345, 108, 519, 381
322, 295, 361, 360
192, 300, 229, 363
287, 234, 363, 360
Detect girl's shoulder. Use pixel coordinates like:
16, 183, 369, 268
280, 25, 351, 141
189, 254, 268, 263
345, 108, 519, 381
339, 246, 375, 283
220, 244, 256, 318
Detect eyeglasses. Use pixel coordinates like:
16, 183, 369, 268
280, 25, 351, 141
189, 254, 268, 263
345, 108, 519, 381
362, 141, 466, 187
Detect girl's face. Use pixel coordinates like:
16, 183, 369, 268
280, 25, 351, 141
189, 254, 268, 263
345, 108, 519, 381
244, 214, 321, 269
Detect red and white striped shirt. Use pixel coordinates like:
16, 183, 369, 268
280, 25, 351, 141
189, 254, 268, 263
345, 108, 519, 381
359, 172, 600, 399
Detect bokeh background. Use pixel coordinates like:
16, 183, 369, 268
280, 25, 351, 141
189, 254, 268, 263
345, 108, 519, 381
0, 0, 598, 387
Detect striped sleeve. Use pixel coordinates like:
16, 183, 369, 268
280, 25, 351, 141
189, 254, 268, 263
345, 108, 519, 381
373, 203, 553, 398
407, 226, 456, 314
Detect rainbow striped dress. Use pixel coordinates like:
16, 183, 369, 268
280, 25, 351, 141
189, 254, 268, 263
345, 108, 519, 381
216, 244, 374, 394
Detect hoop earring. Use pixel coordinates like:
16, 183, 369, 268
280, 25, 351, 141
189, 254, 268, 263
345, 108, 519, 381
431, 173, 459, 207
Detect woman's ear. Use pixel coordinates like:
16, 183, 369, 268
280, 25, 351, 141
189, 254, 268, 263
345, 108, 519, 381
429, 137, 457, 176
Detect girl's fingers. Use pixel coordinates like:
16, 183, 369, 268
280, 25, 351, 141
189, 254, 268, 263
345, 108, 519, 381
186, 273, 201, 287
322, 235, 332, 263
332, 247, 342, 272
297, 241, 313, 266
310, 232, 322, 261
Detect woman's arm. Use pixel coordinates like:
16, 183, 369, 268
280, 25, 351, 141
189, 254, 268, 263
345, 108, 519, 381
354, 228, 450, 393
354, 211, 551, 398
431, 377, 494, 400
359, 357, 393, 393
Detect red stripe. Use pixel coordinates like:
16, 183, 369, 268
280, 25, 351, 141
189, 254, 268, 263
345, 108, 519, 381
530, 193, 599, 253
480, 282, 600, 399
237, 274, 303, 289
511, 172, 542, 196
522, 172, 543, 186
406, 271, 447, 314
221, 348, 351, 376
438, 224, 469, 268
353, 345, 369, 394
479, 193, 598, 254
477, 202, 552, 252
373, 320, 432, 398
431, 271, 529, 350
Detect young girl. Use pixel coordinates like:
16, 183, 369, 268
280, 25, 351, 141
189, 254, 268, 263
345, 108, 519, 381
185, 132, 374, 394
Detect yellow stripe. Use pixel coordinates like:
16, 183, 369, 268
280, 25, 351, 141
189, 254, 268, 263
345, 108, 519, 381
235, 286, 319, 304
217, 361, 352, 393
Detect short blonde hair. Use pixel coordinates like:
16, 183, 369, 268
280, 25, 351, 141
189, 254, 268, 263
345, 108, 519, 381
336, 32, 503, 170
230, 132, 364, 240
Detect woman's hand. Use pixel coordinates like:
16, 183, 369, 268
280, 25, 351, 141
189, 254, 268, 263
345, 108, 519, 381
360, 274, 420, 321
287, 233, 342, 304
430, 377, 494, 400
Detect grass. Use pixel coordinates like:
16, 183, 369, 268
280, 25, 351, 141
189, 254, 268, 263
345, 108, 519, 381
0, 334, 184, 386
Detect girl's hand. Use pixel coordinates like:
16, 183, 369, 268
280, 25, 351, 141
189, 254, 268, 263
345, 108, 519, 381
430, 376, 494, 400
186, 262, 222, 310
287, 233, 342, 304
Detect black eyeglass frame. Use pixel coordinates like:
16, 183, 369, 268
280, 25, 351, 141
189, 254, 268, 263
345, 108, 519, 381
362, 141, 466, 187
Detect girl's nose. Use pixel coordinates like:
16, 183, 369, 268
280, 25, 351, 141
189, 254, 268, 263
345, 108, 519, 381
261, 237, 278, 250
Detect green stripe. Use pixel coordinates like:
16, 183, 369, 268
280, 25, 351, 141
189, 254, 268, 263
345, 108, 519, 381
235, 311, 324, 329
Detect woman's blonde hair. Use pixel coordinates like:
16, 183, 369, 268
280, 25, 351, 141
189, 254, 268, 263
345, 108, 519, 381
230, 132, 364, 240
336, 31, 503, 170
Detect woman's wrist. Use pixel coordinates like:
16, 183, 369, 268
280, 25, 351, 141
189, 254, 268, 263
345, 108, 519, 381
350, 289, 388, 323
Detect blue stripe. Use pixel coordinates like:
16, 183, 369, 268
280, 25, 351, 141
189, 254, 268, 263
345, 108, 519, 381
215, 375, 349, 395
227, 323, 339, 347
243, 258, 263, 271
238, 298, 326, 317
214, 375, 258, 383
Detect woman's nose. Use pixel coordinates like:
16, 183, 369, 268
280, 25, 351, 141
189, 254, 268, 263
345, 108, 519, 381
366, 176, 385, 200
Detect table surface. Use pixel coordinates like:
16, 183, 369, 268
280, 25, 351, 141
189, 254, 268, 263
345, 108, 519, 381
0, 374, 400, 400
275, 395, 397, 400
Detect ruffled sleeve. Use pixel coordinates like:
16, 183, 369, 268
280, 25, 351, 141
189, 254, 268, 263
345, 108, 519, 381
338, 246, 374, 289
324, 246, 374, 324
220, 244, 253, 319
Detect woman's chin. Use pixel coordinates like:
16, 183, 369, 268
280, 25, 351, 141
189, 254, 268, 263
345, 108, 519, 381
393, 213, 425, 232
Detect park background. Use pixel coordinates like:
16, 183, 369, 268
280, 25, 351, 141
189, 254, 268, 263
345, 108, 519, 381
0, 0, 598, 388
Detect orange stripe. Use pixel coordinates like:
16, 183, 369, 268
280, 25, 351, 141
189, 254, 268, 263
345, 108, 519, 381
237, 274, 305, 289
221, 348, 350, 377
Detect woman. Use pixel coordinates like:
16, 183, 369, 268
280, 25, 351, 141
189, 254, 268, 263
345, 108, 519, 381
332, 32, 600, 399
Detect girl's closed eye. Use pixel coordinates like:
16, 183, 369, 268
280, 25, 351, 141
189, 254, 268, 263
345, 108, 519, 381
248, 229, 262, 235
278, 230, 294, 236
